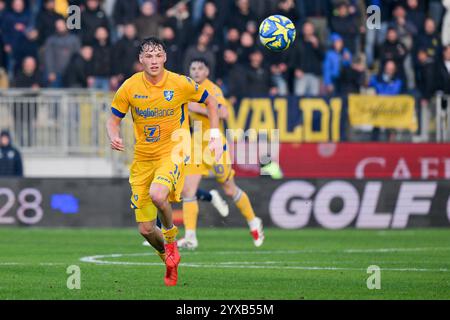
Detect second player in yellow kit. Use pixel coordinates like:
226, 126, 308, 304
106, 38, 222, 287
178, 58, 265, 250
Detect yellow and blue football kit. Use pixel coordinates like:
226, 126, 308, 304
185, 78, 235, 183
111, 70, 209, 222
182, 79, 259, 244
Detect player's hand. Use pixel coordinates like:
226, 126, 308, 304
209, 137, 223, 162
110, 137, 125, 151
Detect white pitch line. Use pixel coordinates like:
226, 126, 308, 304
0, 262, 67, 266
79, 253, 450, 273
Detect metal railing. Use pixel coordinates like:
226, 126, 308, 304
0, 89, 135, 167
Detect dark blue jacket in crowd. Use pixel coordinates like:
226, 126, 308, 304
1, 9, 31, 51
0, 132, 23, 177
369, 74, 403, 95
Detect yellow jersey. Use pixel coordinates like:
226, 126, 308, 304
111, 70, 209, 161
189, 78, 228, 134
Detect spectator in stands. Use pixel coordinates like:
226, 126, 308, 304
415, 48, 436, 100
1, 0, 31, 74
415, 47, 437, 141
134, 1, 163, 40
390, 4, 417, 51
290, 21, 323, 96
197, 1, 224, 44
161, 23, 181, 73
379, 28, 407, 83
267, 49, 289, 96
245, 49, 277, 96
44, 18, 80, 87
12, 55, 41, 88
112, 23, 140, 84
13, 26, 38, 75
112, 0, 140, 38
442, 0, 450, 46
228, 0, 256, 33
91, 26, 112, 90
236, 31, 255, 66
428, 0, 445, 27
405, 0, 425, 33
224, 28, 241, 52
275, 0, 299, 24
165, 0, 193, 50
216, 48, 246, 101
183, 32, 216, 79
296, 0, 330, 46
329, 1, 359, 54
35, 0, 64, 47
390, 4, 417, 89
0, 130, 23, 177
80, 0, 110, 46
364, 0, 392, 69
63, 46, 94, 88
336, 54, 366, 95
415, 18, 442, 64
369, 60, 403, 95
323, 33, 352, 95
368, 60, 403, 141
436, 45, 450, 94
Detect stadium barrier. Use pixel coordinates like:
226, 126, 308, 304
1, 178, 448, 229
0, 90, 423, 152
234, 143, 450, 179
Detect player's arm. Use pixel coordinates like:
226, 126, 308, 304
107, 114, 125, 151
188, 102, 208, 116
107, 82, 129, 152
218, 103, 229, 120
204, 94, 223, 161
189, 101, 228, 120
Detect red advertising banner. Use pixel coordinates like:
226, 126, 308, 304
234, 143, 450, 179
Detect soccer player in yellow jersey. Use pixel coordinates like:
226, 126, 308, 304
106, 38, 222, 286
177, 58, 265, 250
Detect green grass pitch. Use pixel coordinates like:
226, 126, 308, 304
0, 227, 449, 299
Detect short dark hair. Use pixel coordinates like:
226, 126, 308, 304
139, 37, 166, 55
189, 57, 210, 69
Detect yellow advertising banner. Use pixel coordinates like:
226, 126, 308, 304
348, 95, 418, 132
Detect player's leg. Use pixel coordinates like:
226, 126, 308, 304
196, 188, 229, 217
130, 162, 166, 258
221, 177, 265, 247
178, 174, 202, 249
149, 182, 180, 286
142, 216, 162, 246
137, 217, 165, 261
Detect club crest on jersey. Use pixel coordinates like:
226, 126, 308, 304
164, 90, 174, 101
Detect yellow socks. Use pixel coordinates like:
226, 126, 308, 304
156, 250, 166, 262
183, 197, 199, 231
162, 225, 178, 244
233, 188, 256, 222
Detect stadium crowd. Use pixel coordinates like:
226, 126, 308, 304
0, 0, 450, 103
